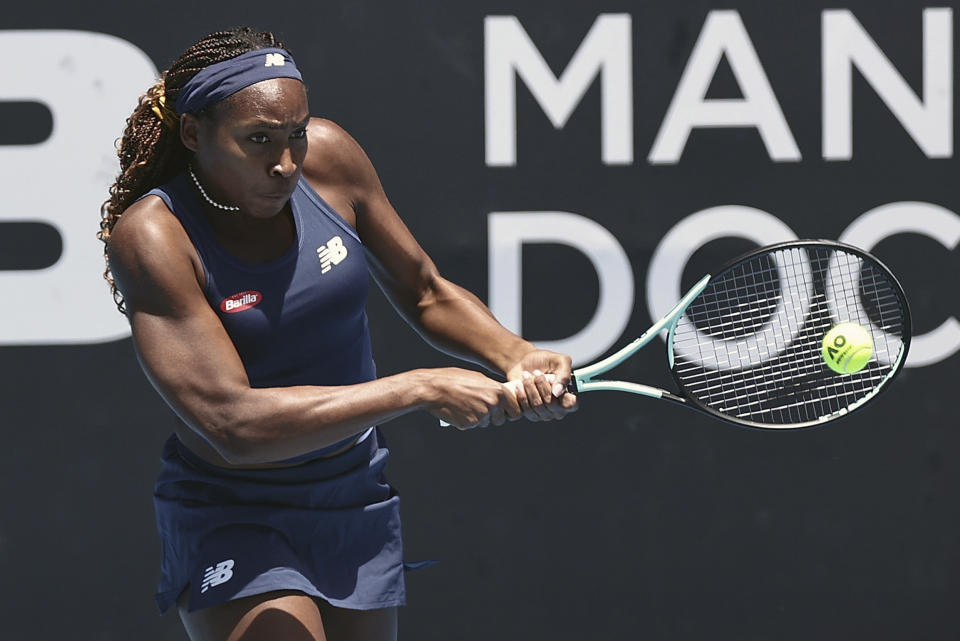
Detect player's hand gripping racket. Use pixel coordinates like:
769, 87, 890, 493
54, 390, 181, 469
445, 240, 910, 429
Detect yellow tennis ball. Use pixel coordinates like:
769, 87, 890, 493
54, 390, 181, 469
821, 322, 874, 374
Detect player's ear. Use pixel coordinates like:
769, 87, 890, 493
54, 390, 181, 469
179, 113, 201, 153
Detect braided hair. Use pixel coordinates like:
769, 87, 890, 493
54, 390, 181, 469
98, 27, 290, 313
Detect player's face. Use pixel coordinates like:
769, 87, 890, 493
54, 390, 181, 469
188, 78, 310, 219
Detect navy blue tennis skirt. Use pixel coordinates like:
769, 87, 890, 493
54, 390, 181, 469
152, 428, 406, 613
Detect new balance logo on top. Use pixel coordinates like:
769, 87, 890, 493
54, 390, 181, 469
264, 53, 285, 67
200, 559, 234, 593
317, 236, 348, 274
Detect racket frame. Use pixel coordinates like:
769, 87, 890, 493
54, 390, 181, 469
569, 274, 711, 404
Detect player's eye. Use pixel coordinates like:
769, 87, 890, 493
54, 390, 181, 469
291, 128, 307, 139
248, 133, 270, 144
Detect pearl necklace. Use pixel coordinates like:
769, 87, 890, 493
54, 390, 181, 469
188, 164, 240, 212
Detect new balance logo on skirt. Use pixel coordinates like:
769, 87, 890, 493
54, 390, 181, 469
200, 559, 234, 593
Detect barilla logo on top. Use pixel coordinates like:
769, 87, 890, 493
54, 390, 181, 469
220, 291, 263, 313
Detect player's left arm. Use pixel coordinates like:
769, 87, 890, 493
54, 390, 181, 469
302, 119, 575, 419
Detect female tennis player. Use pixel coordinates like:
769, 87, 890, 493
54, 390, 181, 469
99, 27, 577, 641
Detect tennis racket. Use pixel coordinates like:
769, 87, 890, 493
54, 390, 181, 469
447, 239, 910, 429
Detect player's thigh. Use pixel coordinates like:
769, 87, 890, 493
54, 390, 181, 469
316, 601, 398, 641
178, 589, 327, 641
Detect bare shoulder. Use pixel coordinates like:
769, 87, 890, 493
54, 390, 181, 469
107, 195, 204, 314
304, 117, 355, 147
108, 195, 193, 267
303, 118, 377, 187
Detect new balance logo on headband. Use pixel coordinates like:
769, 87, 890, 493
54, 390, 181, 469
264, 53, 285, 67
177, 48, 302, 114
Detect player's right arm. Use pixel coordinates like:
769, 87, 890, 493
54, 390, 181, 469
106, 197, 521, 465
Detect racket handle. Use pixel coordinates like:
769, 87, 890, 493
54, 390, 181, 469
438, 374, 569, 428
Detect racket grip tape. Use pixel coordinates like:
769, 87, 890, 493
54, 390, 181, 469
438, 373, 572, 428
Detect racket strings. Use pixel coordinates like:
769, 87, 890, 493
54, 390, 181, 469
670, 246, 907, 425
686, 256, 903, 338
674, 292, 904, 362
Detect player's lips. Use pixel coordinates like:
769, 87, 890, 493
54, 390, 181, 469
259, 182, 297, 200
260, 191, 293, 200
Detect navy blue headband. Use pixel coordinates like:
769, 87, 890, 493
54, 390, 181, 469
175, 48, 303, 114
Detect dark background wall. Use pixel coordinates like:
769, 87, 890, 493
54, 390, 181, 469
1, 2, 958, 639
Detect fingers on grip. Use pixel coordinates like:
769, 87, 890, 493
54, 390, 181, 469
439, 373, 570, 428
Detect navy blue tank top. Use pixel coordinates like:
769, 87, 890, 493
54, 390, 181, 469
145, 173, 376, 457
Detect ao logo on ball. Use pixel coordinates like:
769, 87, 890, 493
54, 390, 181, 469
822, 323, 874, 374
